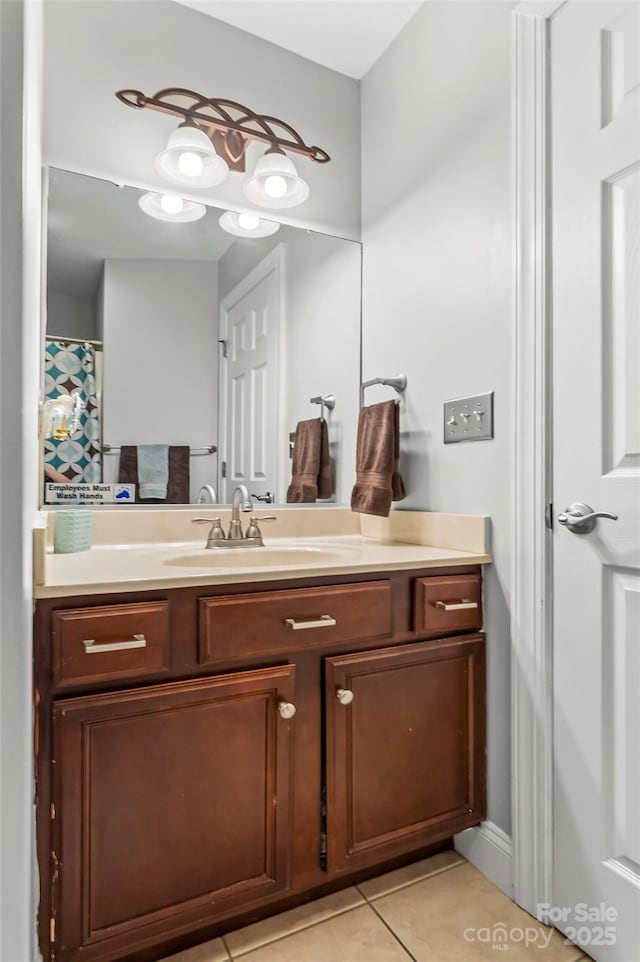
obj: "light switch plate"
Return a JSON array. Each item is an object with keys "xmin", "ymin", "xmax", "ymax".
[{"xmin": 444, "ymin": 392, "xmax": 494, "ymax": 443}]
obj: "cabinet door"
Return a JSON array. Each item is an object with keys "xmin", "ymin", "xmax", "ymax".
[
  {"xmin": 52, "ymin": 665, "xmax": 295, "ymax": 962},
  {"xmin": 325, "ymin": 636, "xmax": 485, "ymax": 874}
]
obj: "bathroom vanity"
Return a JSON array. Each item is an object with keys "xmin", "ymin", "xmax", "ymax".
[{"xmin": 33, "ymin": 512, "xmax": 489, "ymax": 962}]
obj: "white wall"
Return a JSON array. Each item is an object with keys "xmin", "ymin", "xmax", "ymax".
[
  {"xmin": 101, "ymin": 259, "xmax": 219, "ymax": 501},
  {"xmin": 361, "ymin": 1, "xmax": 515, "ymax": 837},
  {"xmin": 46, "ymin": 287, "xmax": 98, "ymax": 342},
  {"xmin": 218, "ymin": 231, "xmax": 361, "ymax": 503},
  {"xmin": 42, "ymin": 0, "xmax": 361, "ymax": 240},
  {"xmin": 0, "ymin": 1, "xmax": 43, "ymax": 959},
  {"xmin": 284, "ymin": 236, "xmax": 361, "ymax": 503}
]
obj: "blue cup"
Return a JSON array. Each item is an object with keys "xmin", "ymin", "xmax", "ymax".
[{"xmin": 54, "ymin": 510, "xmax": 93, "ymax": 554}]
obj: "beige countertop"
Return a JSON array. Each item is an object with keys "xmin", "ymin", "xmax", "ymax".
[{"xmin": 34, "ymin": 508, "xmax": 491, "ymax": 599}]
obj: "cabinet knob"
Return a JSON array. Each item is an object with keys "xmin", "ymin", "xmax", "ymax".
[
  {"xmin": 336, "ymin": 688, "xmax": 354, "ymax": 706},
  {"xmin": 278, "ymin": 701, "xmax": 297, "ymax": 720}
]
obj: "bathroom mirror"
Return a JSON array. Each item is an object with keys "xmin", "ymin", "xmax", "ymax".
[{"xmin": 42, "ymin": 167, "xmax": 361, "ymax": 507}]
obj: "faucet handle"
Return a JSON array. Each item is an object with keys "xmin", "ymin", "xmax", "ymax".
[
  {"xmin": 192, "ymin": 517, "xmax": 226, "ymax": 543},
  {"xmin": 245, "ymin": 515, "xmax": 276, "ymax": 542}
]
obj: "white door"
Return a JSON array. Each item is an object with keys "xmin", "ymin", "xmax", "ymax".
[
  {"xmin": 218, "ymin": 246, "xmax": 283, "ymax": 503},
  {"xmin": 552, "ymin": 3, "xmax": 640, "ymax": 960}
]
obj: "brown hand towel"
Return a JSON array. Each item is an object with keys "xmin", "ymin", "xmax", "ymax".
[
  {"xmin": 118, "ymin": 445, "xmax": 191, "ymax": 503},
  {"xmin": 351, "ymin": 400, "xmax": 406, "ymax": 517},
  {"xmin": 317, "ymin": 419, "xmax": 334, "ymax": 500},
  {"xmin": 287, "ymin": 418, "xmax": 334, "ymax": 503}
]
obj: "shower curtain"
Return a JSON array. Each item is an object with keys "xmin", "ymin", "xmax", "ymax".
[{"xmin": 44, "ymin": 339, "xmax": 102, "ymax": 482}]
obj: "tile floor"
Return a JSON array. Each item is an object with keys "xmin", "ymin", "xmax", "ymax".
[{"xmin": 162, "ymin": 852, "xmax": 594, "ymax": 962}]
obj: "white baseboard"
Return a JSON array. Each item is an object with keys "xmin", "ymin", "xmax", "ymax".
[{"xmin": 454, "ymin": 820, "xmax": 514, "ymax": 899}]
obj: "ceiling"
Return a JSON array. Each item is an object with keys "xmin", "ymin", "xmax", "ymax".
[
  {"xmin": 173, "ymin": 1, "xmax": 424, "ymax": 79},
  {"xmin": 47, "ymin": 168, "xmax": 236, "ymax": 299}
]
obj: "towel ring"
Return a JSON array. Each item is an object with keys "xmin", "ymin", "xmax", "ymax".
[
  {"xmin": 310, "ymin": 394, "xmax": 336, "ymax": 421},
  {"xmin": 360, "ymin": 375, "xmax": 407, "ymax": 407}
]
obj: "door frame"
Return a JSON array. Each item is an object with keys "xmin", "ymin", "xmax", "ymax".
[
  {"xmin": 511, "ymin": 0, "xmax": 567, "ymax": 921},
  {"xmin": 217, "ymin": 243, "xmax": 286, "ymax": 502}
]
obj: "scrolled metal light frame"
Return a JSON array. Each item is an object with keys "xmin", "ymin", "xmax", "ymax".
[{"xmin": 116, "ymin": 87, "xmax": 331, "ymax": 172}]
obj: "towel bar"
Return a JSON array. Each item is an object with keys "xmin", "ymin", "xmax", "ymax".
[
  {"xmin": 360, "ymin": 375, "xmax": 407, "ymax": 406},
  {"xmin": 101, "ymin": 444, "xmax": 217, "ymax": 456}
]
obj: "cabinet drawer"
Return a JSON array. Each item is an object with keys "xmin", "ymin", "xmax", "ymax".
[
  {"xmin": 52, "ymin": 602, "xmax": 170, "ymax": 690},
  {"xmin": 199, "ymin": 581, "xmax": 392, "ymax": 664},
  {"xmin": 414, "ymin": 574, "xmax": 482, "ymax": 635}
]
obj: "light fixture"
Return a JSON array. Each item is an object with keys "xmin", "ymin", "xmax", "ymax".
[
  {"xmin": 244, "ymin": 146, "xmax": 309, "ymax": 209},
  {"xmin": 155, "ymin": 123, "xmax": 229, "ymax": 188},
  {"xmin": 116, "ymin": 87, "xmax": 330, "ymax": 210},
  {"xmin": 139, "ymin": 191, "xmax": 206, "ymax": 222},
  {"xmin": 219, "ymin": 210, "xmax": 280, "ymax": 238}
]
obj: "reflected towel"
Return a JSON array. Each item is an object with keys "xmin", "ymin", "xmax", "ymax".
[
  {"xmin": 137, "ymin": 445, "xmax": 169, "ymax": 499},
  {"xmin": 287, "ymin": 418, "xmax": 334, "ymax": 503},
  {"xmin": 351, "ymin": 400, "xmax": 406, "ymax": 517},
  {"xmin": 118, "ymin": 446, "xmax": 190, "ymax": 503}
]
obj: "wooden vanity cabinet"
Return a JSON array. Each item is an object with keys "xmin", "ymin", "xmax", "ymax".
[
  {"xmin": 35, "ymin": 566, "xmax": 486, "ymax": 962},
  {"xmin": 325, "ymin": 634, "xmax": 485, "ymax": 875},
  {"xmin": 51, "ymin": 666, "xmax": 295, "ymax": 962}
]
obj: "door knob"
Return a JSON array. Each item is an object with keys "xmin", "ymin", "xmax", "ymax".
[
  {"xmin": 557, "ymin": 502, "xmax": 618, "ymax": 535},
  {"xmin": 336, "ymin": 688, "xmax": 354, "ymax": 706},
  {"xmin": 278, "ymin": 701, "xmax": 296, "ymax": 719}
]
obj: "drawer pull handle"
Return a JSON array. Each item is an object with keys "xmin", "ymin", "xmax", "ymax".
[
  {"xmin": 434, "ymin": 600, "xmax": 478, "ymax": 611},
  {"xmin": 336, "ymin": 688, "xmax": 354, "ymax": 706},
  {"xmin": 83, "ymin": 634, "xmax": 147, "ymax": 654},
  {"xmin": 278, "ymin": 701, "xmax": 297, "ymax": 720},
  {"xmin": 284, "ymin": 615, "xmax": 337, "ymax": 631}
]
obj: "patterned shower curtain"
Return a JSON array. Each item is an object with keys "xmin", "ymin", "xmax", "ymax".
[{"xmin": 44, "ymin": 340, "xmax": 102, "ymax": 482}]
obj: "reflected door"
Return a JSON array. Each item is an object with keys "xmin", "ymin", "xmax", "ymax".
[
  {"xmin": 218, "ymin": 247, "xmax": 283, "ymax": 503},
  {"xmin": 552, "ymin": 4, "xmax": 640, "ymax": 959}
]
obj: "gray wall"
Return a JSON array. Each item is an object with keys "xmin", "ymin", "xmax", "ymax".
[
  {"xmin": 46, "ymin": 287, "xmax": 98, "ymax": 342},
  {"xmin": 43, "ymin": 1, "xmax": 361, "ymax": 240},
  {"xmin": 100, "ymin": 259, "xmax": 219, "ymax": 501},
  {"xmin": 284, "ymin": 236, "xmax": 361, "ymax": 504},
  {"xmin": 361, "ymin": 1, "xmax": 515, "ymax": 836}
]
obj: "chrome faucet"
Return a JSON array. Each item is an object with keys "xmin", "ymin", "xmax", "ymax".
[
  {"xmin": 228, "ymin": 484, "xmax": 253, "ymax": 541},
  {"xmin": 192, "ymin": 485, "xmax": 276, "ymax": 548},
  {"xmin": 196, "ymin": 484, "xmax": 217, "ymax": 504}
]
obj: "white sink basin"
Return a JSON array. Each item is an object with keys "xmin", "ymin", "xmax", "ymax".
[{"xmin": 164, "ymin": 546, "xmax": 350, "ymax": 568}]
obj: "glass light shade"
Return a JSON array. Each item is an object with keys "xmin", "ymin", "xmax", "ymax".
[
  {"xmin": 177, "ymin": 151, "xmax": 204, "ymax": 177},
  {"xmin": 243, "ymin": 149, "xmax": 309, "ymax": 209},
  {"xmin": 155, "ymin": 125, "xmax": 229, "ymax": 188},
  {"xmin": 139, "ymin": 191, "xmax": 206, "ymax": 222},
  {"xmin": 219, "ymin": 210, "xmax": 281, "ymax": 238}
]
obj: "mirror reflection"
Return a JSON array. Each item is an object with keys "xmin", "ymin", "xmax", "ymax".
[{"xmin": 42, "ymin": 168, "xmax": 361, "ymax": 507}]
